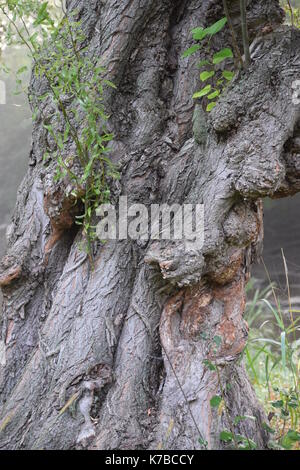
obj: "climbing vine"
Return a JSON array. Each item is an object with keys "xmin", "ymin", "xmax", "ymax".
[
  {"xmin": 0, "ymin": 0, "xmax": 118, "ymax": 263},
  {"xmin": 183, "ymin": 17, "xmax": 235, "ymax": 112},
  {"xmin": 184, "ymin": 0, "xmax": 253, "ymax": 111}
]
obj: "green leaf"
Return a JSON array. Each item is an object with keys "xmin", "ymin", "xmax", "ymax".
[
  {"xmin": 210, "ymin": 395, "xmax": 222, "ymax": 408},
  {"xmin": 191, "ymin": 27, "xmax": 208, "ymax": 41},
  {"xmin": 200, "ymin": 70, "xmax": 215, "ymax": 81},
  {"xmin": 213, "ymin": 48, "xmax": 233, "ymax": 64},
  {"xmin": 281, "ymin": 430, "xmax": 300, "ymax": 450},
  {"xmin": 203, "ymin": 359, "xmax": 216, "ymax": 371},
  {"xmin": 205, "ymin": 17, "xmax": 227, "ymax": 36},
  {"xmin": 206, "ymin": 102, "xmax": 217, "ymax": 112},
  {"xmin": 182, "ymin": 44, "xmax": 201, "ymax": 58},
  {"xmin": 16, "ymin": 66, "xmax": 28, "ymax": 75},
  {"xmin": 261, "ymin": 299, "xmax": 284, "ymax": 330},
  {"xmin": 281, "ymin": 409, "xmax": 289, "ymax": 418},
  {"xmin": 271, "ymin": 400, "xmax": 284, "ymax": 409},
  {"xmin": 238, "ymin": 438, "xmax": 257, "ymax": 450},
  {"xmin": 220, "ymin": 430, "xmax": 233, "ymax": 443},
  {"xmin": 103, "ymin": 79, "xmax": 117, "ymax": 89},
  {"xmin": 281, "ymin": 331, "xmax": 286, "ymax": 369},
  {"xmin": 198, "ymin": 437, "xmax": 208, "ymax": 448},
  {"xmin": 34, "ymin": 2, "xmax": 49, "ymax": 26},
  {"xmin": 30, "ymin": 31, "xmax": 39, "ymax": 44},
  {"xmin": 193, "ymin": 85, "xmax": 211, "ymax": 99},
  {"xmin": 207, "ymin": 90, "xmax": 220, "ymax": 100},
  {"xmin": 222, "ymin": 70, "xmax": 234, "ymax": 81}
]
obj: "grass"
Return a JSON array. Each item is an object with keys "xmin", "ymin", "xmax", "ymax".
[{"xmin": 244, "ymin": 257, "xmax": 300, "ymax": 450}]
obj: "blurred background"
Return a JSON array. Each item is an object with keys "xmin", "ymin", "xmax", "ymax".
[{"xmin": 0, "ymin": 47, "xmax": 32, "ymax": 260}]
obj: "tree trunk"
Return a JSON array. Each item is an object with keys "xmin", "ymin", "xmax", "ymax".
[{"xmin": 0, "ymin": 0, "xmax": 299, "ymax": 450}]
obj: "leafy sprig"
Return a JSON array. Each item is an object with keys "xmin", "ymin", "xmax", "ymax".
[
  {"xmin": 0, "ymin": 0, "xmax": 119, "ymax": 264},
  {"xmin": 183, "ymin": 17, "xmax": 235, "ymax": 112}
]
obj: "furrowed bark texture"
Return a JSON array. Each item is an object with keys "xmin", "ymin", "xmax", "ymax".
[{"xmin": 0, "ymin": 0, "xmax": 299, "ymax": 450}]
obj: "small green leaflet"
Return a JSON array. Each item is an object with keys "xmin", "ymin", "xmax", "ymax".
[
  {"xmin": 206, "ymin": 102, "xmax": 217, "ymax": 112},
  {"xmin": 222, "ymin": 70, "xmax": 234, "ymax": 81},
  {"xmin": 203, "ymin": 359, "xmax": 217, "ymax": 371},
  {"xmin": 205, "ymin": 17, "xmax": 227, "ymax": 36},
  {"xmin": 192, "ymin": 17, "xmax": 227, "ymax": 41},
  {"xmin": 193, "ymin": 85, "xmax": 211, "ymax": 99},
  {"xmin": 200, "ymin": 70, "xmax": 215, "ymax": 81},
  {"xmin": 182, "ymin": 44, "xmax": 201, "ymax": 58},
  {"xmin": 207, "ymin": 90, "xmax": 220, "ymax": 100},
  {"xmin": 210, "ymin": 395, "xmax": 222, "ymax": 408},
  {"xmin": 237, "ymin": 436, "xmax": 257, "ymax": 450},
  {"xmin": 16, "ymin": 66, "xmax": 28, "ymax": 75},
  {"xmin": 213, "ymin": 48, "xmax": 233, "ymax": 64},
  {"xmin": 280, "ymin": 430, "xmax": 300, "ymax": 450},
  {"xmin": 271, "ymin": 400, "xmax": 284, "ymax": 408},
  {"xmin": 281, "ymin": 331, "xmax": 286, "ymax": 368},
  {"xmin": 198, "ymin": 437, "xmax": 208, "ymax": 448},
  {"xmin": 219, "ymin": 430, "xmax": 233, "ymax": 443},
  {"xmin": 34, "ymin": 2, "xmax": 49, "ymax": 26},
  {"xmin": 191, "ymin": 27, "xmax": 207, "ymax": 41},
  {"xmin": 103, "ymin": 79, "xmax": 117, "ymax": 89}
]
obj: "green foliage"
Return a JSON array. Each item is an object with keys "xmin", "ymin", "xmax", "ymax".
[
  {"xmin": 213, "ymin": 47, "xmax": 233, "ymax": 64},
  {"xmin": 198, "ymin": 437, "xmax": 208, "ymax": 449},
  {"xmin": 245, "ymin": 274, "xmax": 300, "ymax": 450},
  {"xmin": 210, "ymin": 395, "xmax": 222, "ymax": 408},
  {"xmin": 0, "ymin": 0, "xmax": 118, "ymax": 263},
  {"xmin": 219, "ymin": 430, "xmax": 257, "ymax": 450},
  {"xmin": 201, "ymin": 332, "xmax": 257, "ymax": 449},
  {"xmin": 280, "ymin": 429, "xmax": 300, "ymax": 450},
  {"xmin": 183, "ymin": 16, "xmax": 235, "ymax": 112},
  {"xmin": 281, "ymin": 0, "xmax": 300, "ymax": 28},
  {"xmin": 219, "ymin": 429, "xmax": 233, "ymax": 442}
]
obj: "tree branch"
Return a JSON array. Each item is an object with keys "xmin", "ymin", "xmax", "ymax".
[
  {"xmin": 240, "ymin": 0, "xmax": 251, "ymax": 68},
  {"xmin": 222, "ymin": 0, "xmax": 243, "ymax": 68}
]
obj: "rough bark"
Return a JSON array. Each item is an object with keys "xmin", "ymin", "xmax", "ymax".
[{"xmin": 0, "ymin": 0, "xmax": 299, "ymax": 450}]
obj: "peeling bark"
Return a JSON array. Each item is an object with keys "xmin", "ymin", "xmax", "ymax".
[{"xmin": 0, "ymin": 0, "xmax": 299, "ymax": 450}]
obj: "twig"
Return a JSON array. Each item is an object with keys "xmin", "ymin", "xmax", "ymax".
[
  {"xmin": 240, "ymin": 0, "xmax": 251, "ymax": 68},
  {"xmin": 222, "ymin": 0, "xmax": 243, "ymax": 68},
  {"xmin": 286, "ymin": 0, "xmax": 295, "ymax": 27}
]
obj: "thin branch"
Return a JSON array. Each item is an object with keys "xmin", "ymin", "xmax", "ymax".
[
  {"xmin": 240, "ymin": 0, "xmax": 251, "ymax": 68},
  {"xmin": 0, "ymin": 6, "xmax": 33, "ymax": 54},
  {"xmin": 222, "ymin": 0, "xmax": 243, "ymax": 68},
  {"xmin": 286, "ymin": 0, "xmax": 295, "ymax": 27}
]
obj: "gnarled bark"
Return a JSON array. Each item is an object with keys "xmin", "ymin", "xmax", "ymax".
[{"xmin": 0, "ymin": 0, "xmax": 299, "ymax": 450}]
